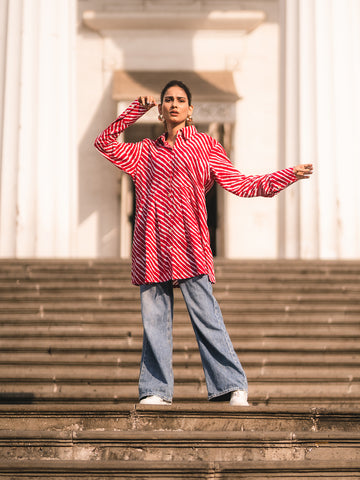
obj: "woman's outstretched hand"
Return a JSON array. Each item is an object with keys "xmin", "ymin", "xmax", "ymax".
[
  {"xmin": 293, "ymin": 164, "xmax": 313, "ymax": 179},
  {"xmin": 138, "ymin": 95, "xmax": 157, "ymax": 110}
]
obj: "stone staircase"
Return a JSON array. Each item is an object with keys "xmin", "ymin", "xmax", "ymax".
[{"xmin": 0, "ymin": 258, "xmax": 359, "ymax": 478}]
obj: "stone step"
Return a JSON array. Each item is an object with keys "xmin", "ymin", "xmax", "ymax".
[
  {"xmin": 0, "ymin": 256, "xmax": 357, "ymax": 264},
  {"xmin": 1, "ymin": 289, "xmax": 359, "ymax": 307},
  {"xmin": 2, "ymin": 310, "xmax": 359, "ymax": 325},
  {"xmin": 1, "ymin": 350, "xmax": 358, "ymax": 367},
  {"xmin": 7, "ymin": 360, "xmax": 347, "ymax": 379},
  {"xmin": 0, "ymin": 318, "xmax": 360, "ymax": 332},
  {"xmin": 1, "ymin": 302, "xmax": 359, "ymax": 318},
  {"xmin": 2, "ymin": 337, "xmax": 359, "ymax": 351},
  {"xmin": 2, "ymin": 276, "xmax": 360, "ymax": 294},
  {"xmin": 1, "ymin": 323, "xmax": 358, "ymax": 338},
  {"xmin": 1, "ymin": 365, "xmax": 358, "ymax": 382},
  {"xmin": 0, "ymin": 404, "xmax": 359, "ymax": 433},
  {"xmin": 0, "ymin": 260, "xmax": 359, "ymax": 281},
  {"xmin": 1, "ymin": 277, "xmax": 360, "ymax": 291},
  {"xmin": 2, "ymin": 280, "xmax": 360, "ymax": 293},
  {"xmin": 2, "ymin": 290, "xmax": 360, "ymax": 305},
  {"xmin": 1, "ymin": 459, "xmax": 360, "ymax": 479},
  {"xmin": 1, "ymin": 258, "xmax": 359, "ymax": 270},
  {"xmin": 1, "ymin": 429, "xmax": 359, "ymax": 462},
  {"xmin": 1, "ymin": 380, "xmax": 359, "ymax": 406}
]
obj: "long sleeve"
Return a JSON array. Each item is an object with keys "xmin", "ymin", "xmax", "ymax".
[
  {"xmin": 209, "ymin": 142, "xmax": 298, "ymax": 197},
  {"xmin": 94, "ymin": 99, "xmax": 147, "ymax": 177}
]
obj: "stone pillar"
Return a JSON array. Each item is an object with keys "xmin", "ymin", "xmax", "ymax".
[
  {"xmin": 0, "ymin": 0, "xmax": 77, "ymax": 257},
  {"xmin": 0, "ymin": 0, "xmax": 22, "ymax": 256},
  {"xmin": 279, "ymin": 0, "xmax": 360, "ymax": 259}
]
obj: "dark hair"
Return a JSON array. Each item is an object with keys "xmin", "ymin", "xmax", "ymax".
[{"xmin": 160, "ymin": 80, "xmax": 192, "ymax": 105}]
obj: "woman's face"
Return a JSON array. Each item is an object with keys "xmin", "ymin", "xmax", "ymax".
[{"xmin": 159, "ymin": 85, "xmax": 193, "ymax": 128}]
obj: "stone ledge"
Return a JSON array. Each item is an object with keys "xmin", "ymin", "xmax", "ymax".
[
  {"xmin": 82, "ymin": 10, "xmax": 265, "ymax": 33},
  {"xmin": 0, "ymin": 459, "xmax": 360, "ymax": 477},
  {"xmin": 1, "ymin": 428, "xmax": 360, "ymax": 445}
]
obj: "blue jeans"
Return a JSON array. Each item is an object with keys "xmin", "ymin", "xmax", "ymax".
[{"xmin": 139, "ymin": 274, "xmax": 248, "ymax": 402}]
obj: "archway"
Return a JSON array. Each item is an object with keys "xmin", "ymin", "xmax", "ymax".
[{"xmin": 114, "ymin": 70, "xmax": 239, "ymax": 258}]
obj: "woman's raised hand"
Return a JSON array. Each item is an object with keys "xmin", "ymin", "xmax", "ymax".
[
  {"xmin": 138, "ymin": 95, "xmax": 157, "ymax": 110},
  {"xmin": 293, "ymin": 164, "xmax": 313, "ymax": 179}
]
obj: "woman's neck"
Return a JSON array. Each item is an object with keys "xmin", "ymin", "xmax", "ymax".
[{"xmin": 166, "ymin": 123, "xmax": 186, "ymax": 147}]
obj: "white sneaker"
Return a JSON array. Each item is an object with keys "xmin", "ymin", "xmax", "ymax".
[
  {"xmin": 229, "ymin": 390, "xmax": 249, "ymax": 406},
  {"xmin": 139, "ymin": 395, "xmax": 172, "ymax": 405}
]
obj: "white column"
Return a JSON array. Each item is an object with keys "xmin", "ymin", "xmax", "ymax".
[
  {"xmin": 0, "ymin": 0, "xmax": 23, "ymax": 256},
  {"xmin": 278, "ymin": 0, "xmax": 301, "ymax": 258},
  {"xmin": 330, "ymin": 0, "xmax": 360, "ymax": 258},
  {"xmin": 315, "ymin": 0, "xmax": 338, "ymax": 257},
  {"xmin": 279, "ymin": 0, "xmax": 360, "ymax": 259},
  {"xmin": 34, "ymin": 0, "xmax": 77, "ymax": 257},
  {"xmin": 350, "ymin": 0, "xmax": 360, "ymax": 258},
  {"xmin": 16, "ymin": 0, "xmax": 39, "ymax": 255},
  {"xmin": 0, "ymin": 0, "xmax": 77, "ymax": 258},
  {"xmin": 0, "ymin": 0, "xmax": 9, "ymax": 185},
  {"xmin": 298, "ymin": 0, "xmax": 319, "ymax": 258}
]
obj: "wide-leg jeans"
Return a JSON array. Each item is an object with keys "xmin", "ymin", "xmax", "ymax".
[{"xmin": 138, "ymin": 274, "xmax": 248, "ymax": 402}]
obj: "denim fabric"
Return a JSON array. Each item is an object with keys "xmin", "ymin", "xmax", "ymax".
[
  {"xmin": 139, "ymin": 275, "xmax": 248, "ymax": 402},
  {"xmin": 139, "ymin": 280, "xmax": 174, "ymax": 403}
]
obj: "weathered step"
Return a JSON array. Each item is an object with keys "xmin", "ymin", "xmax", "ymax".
[
  {"xmin": 1, "ymin": 429, "xmax": 360, "ymax": 462},
  {"xmin": 1, "ymin": 260, "xmax": 360, "ymax": 285},
  {"xmin": 2, "ymin": 270, "xmax": 360, "ymax": 284},
  {"xmin": 0, "ymin": 404, "xmax": 359, "ymax": 433},
  {"xmin": 1, "ymin": 379, "xmax": 359, "ymax": 406},
  {"xmin": 8, "ymin": 258, "xmax": 351, "ymax": 269},
  {"xmin": 2, "ymin": 279, "xmax": 360, "ymax": 294},
  {"xmin": 0, "ymin": 257, "xmax": 360, "ymax": 271},
  {"xmin": 1, "ymin": 301, "xmax": 359, "ymax": 318},
  {"xmin": 1, "ymin": 459, "xmax": 360, "ymax": 479},
  {"xmin": 2, "ymin": 324, "xmax": 359, "ymax": 340},
  {"xmin": 2, "ymin": 337, "xmax": 359, "ymax": 352},
  {"xmin": 1, "ymin": 363, "xmax": 359, "ymax": 381},
  {"xmin": 1, "ymin": 308, "xmax": 359, "ymax": 324},
  {"xmin": 2, "ymin": 311, "xmax": 359, "ymax": 325},
  {"xmin": 1, "ymin": 323, "xmax": 359, "ymax": 337},
  {"xmin": 2, "ymin": 279, "xmax": 360, "ymax": 303},
  {"xmin": 1, "ymin": 289, "xmax": 359, "ymax": 304},
  {"xmin": 1, "ymin": 350, "xmax": 358, "ymax": 369}
]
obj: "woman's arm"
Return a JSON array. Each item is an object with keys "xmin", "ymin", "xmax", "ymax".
[
  {"xmin": 209, "ymin": 142, "xmax": 312, "ymax": 198},
  {"xmin": 94, "ymin": 99, "xmax": 152, "ymax": 177}
]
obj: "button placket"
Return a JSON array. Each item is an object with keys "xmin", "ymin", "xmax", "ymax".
[{"xmin": 167, "ymin": 152, "xmax": 175, "ymax": 254}]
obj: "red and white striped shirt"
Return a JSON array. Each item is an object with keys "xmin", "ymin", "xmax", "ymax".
[{"xmin": 95, "ymin": 99, "xmax": 298, "ymax": 285}]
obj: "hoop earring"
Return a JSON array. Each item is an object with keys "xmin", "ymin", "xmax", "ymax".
[{"xmin": 186, "ymin": 115, "xmax": 193, "ymax": 125}]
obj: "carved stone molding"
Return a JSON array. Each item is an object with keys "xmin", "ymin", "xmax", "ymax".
[{"xmin": 83, "ymin": 9, "xmax": 265, "ymax": 32}]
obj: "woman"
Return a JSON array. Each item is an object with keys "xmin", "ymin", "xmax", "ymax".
[{"xmin": 94, "ymin": 80, "xmax": 313, "ymax": 406}]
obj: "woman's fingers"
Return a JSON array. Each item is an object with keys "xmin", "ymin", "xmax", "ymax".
[
  {"xmin": 138, "ymin": 95, "xmax": 157, "ymax": 110},
  {"xmin": 293, "ymin": 164, "xmax": 314, "ymax": 179}
]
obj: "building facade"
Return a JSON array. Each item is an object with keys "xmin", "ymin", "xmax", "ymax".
[{"xmin": 1, "ymin": 0, "xmax": 359, "ymax": 260}]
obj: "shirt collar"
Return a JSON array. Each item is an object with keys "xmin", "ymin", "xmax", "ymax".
[
  {"xmin": 156, "ymin": 125, "xmax": 197, "ymax": 145},
  {"xmin": 181, "ymin": 125, "xmax": 197, "ymax": 140}
]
